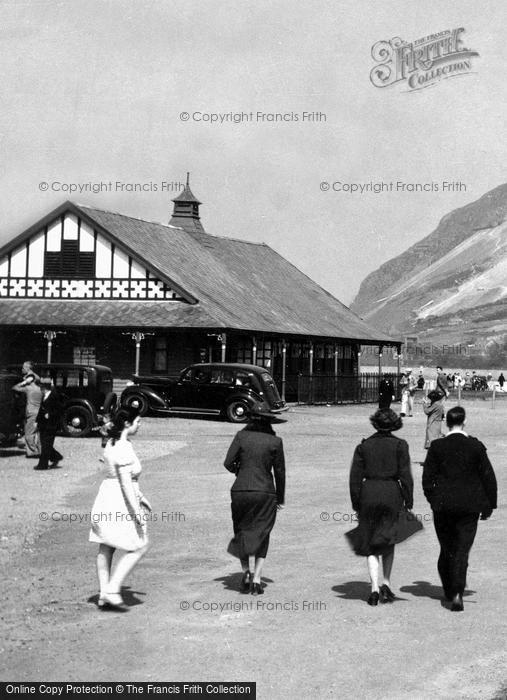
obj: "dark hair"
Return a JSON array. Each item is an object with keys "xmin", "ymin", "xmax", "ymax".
[
  {"xmin": 427, "ymin": 390, "xmax": 444, "ymax": 403},
  {"xmin": 370, "ymin": 408, "xmax": 402, "ymax": 432},
  {"xmin": 107, "ymin": 407, "xmax": 139, "ymax": 442},
  {"xmin": 436, "ymin": 366, "xmax": 443, "ymax": 371},
  {"xmin": 446, "ymin": 406, "xmax": 465, "ymax": 428}
]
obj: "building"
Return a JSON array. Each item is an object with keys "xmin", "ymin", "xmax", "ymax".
[{"xmin": 0, "ymin": 177, "xmax": 400, "ymax": 400}]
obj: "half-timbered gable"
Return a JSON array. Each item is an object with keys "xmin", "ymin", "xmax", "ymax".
[{"xmin": 0, "ymin": 207, "xmax": 189, "ymax": 302}]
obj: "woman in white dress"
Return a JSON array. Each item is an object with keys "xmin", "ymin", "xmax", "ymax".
[{"xmin": 89, "ymin": 408, "xmax": 151, "ymax": 610}]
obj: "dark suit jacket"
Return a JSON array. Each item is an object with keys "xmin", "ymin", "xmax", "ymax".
[
  {"xmin": 379, "ymin": 379, "xmax": 394, "ymax": 396},
  {"xmin": 36, "ymin": 391, "xmax": 63, "ymax": 433},
  {"xmin": 224, "ymin": 423, "xmax": 285, "ymax": 504},
  {"xmin": 422, "ymin": 433, "xmax": 497, "ymax": 512},
  {"xmin": 436, "ymin": 371, "xmax": 448, "ymax": 395}
]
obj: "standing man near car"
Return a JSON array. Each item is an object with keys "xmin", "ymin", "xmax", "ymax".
[
  {"xmin": 13, "ymin": 361, "xmax": 41, "ymax": 459},
  {"xmin": 34, "ymin": 378, "xmax": 63, "ymax": 470},
  {"xmin": 422, "ymin": 406, "xmax": 497, "ymax": 611}
]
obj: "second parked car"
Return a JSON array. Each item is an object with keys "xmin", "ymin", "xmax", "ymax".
[
  {"xmin": 120, "ymin": 362, "xmax": 287, "ymax": 422},
  {"xmin": 7, "ymin": 363, "xmax": 117, "ymax": 437}
]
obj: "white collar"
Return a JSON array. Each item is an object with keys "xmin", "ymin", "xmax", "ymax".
[{"xmin": 445, "ymin": 429, "xmax": 468, "ymax": 437}]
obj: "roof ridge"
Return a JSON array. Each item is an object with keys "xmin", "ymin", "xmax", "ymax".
[
  {"xmin": 80, "ymin": 205, "xmax": 270, "ymax": 247},
  {"xmin": 77, "ymin": 204, "xmax": 181, "ymax": 230}
]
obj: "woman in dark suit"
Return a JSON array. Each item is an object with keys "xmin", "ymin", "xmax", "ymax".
[
  {"xmin": 348, "ymin": 408, "xmax": 416, "ymax": 605},
  {"xmin": 224, "ymin": 406, "xmax": 286, "ymax": 595}
]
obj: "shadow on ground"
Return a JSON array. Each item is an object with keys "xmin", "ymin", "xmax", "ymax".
[
  {"xmin": 214, "ymin": 572, "xmax": 274, "ymax": 593},
  {"xmin": 333, "ymin": 581, "xmax": 410, "ymax": 601},
  {"xmin": 400, "ymin": 580, "xmax": 476, "ymax": 609}
]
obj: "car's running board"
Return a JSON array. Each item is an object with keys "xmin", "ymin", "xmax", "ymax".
[{"xmin": 152, "ymin": 408, "xmax": 222, "ymax": 415}]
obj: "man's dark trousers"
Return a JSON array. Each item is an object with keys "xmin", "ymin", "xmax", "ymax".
[
  {"xmin": 433, "ymin": 510, "xmax": 479, "ymax": 597},
  {"xmin": 37, "ymin": 430, "xmax": 63, "ymax": 469}
]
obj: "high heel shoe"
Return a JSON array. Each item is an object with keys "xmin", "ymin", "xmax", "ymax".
[
  {"xmin": 250, "ymin": 581, "xmax": 264, "ymax": 595},
  {"xmin": 240, "ymin": 571, "xmax": 252, "ymax": 593},
  {"xmin": 367, "ymin": 591, "xmax": 379, "ymax": 606},
  {"xmin": 99, "ymin": 592, "xmax": 129, "ymax": 611},
  {"xmin": 450, "ymin": 593, "xmax": 463, "ymax": 612},
  {"xmin": 380, "ymin": 584, "xmax": 395, "ymax": 603}
]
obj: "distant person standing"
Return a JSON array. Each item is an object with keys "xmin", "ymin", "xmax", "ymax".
[
  {"xmin": 378, "ymin": 374, "xmax": 395, "ymax": 409},
  {"xmin": 34, "ymin": 378, "xmax": 63, "ymax": 470},
  {"xmin": 498, "ymin": 373, "xmax": 505, "ymax": 390},
  {"xmin": 422, "ymin": 406, "xmax": 497, "ymax": 611},
  {"xmin": 400, "ymin": 369, "xmax": 417, "ymax": 417},
  {"xmin": 436, "ymin": 366, "xmax": 449, "ymax": 398},
  {"xmin": 12, "ymin": 361, "xmax": 41, "ymax": 458},
  {"xmin": 422, "ymin": 390, "xmax": 445, "ymax": 449}
]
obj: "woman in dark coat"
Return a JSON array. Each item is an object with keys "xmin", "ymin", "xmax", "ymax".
[
  {"xmin": 224, "ymin": 406, "xmax": 286, "ymax": 595},
  {"xmin": 347, "ymin": 409, "xmax": 416, "ymax": 605}
]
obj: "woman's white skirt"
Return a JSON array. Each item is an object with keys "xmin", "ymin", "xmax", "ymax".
[{"xmin": 89, "ymin": 479, "xmax": 148, "ymax": 551}]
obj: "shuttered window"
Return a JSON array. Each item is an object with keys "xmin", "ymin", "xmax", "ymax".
[{"xmin": 44, "ymin": 241, "xmax": 95, "ymax": 279}]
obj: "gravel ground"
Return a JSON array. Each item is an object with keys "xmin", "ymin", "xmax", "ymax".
[{"xmin": 0, "ymin": 400, "xmax": 506, "ymax": 699}]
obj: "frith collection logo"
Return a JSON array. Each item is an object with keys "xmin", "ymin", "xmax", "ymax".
[{"xmin": 370, "ymin": 28, "xmax": 479, "ymax": 90}]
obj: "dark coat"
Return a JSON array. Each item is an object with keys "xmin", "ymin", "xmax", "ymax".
[
  {"xmin": 436, "ymin": 371, "xmax": 448, "ymax": 396},
  {"xmin": 224, "ymin": 422, "xmax": 285, "ymax": 504},
  {"xmin": 378, "ymin": 379, "xmax": 394, "ymax": 408},
  {"xmin": 422, "ymin": 433, "xmax": 497, "ymax": 513},
  {"xmin": 36, "ymin": 391, "xmax": 63, "ymax": 434},
  {"xmin": 349, "ymin": 432, "xmax": 413, "ymax": 513}
]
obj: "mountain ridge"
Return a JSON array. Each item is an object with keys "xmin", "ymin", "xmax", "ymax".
[{"xmin": 351, "ymin": 184, "xmax": 507, "ymax": 365}]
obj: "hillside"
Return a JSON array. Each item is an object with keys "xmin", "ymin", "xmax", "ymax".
[{"xmin": 351, "ymin": 185, "xmax": 507, "ymax": 366}]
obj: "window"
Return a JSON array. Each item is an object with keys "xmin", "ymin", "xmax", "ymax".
[
  {"xmin": 210, "ymin": 368, "xmax": 234, "ymax": 385},
  {"xmin": 73, "ymin": 347, "xmax": 95, "ymax": 365},
  {"xmin": 44, "ymin": 241, "xmax": 95, "ymax": 279},
  {"xmin": 154, "ymin": 338, "xmax": 168, "ymax": 371},
  {"xmin": 193, "ymin": 367, "xmax": 211, "ymax": 384}
]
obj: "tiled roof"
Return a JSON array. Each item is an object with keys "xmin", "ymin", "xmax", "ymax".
[
  {"xmin": 0, "ymin": 299, "xmax": 220, "ymax": 327},
  {"xmin": 0, "ymin": 202, "xmax": 398, "ymax": 343}
]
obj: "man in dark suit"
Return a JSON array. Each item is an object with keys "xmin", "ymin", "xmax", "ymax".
[
  {"xmin": 422, "ymin": 406, "xmax": 497, "ymax": 611},
  {"xmin": 378, "ymin": 373, "xmax": 395, "ymax": 409},
  {"xmin": 34, "ymin": 378, "xmax": 63, "ymax": 470},
  {"xmin": 436, "ymin": 366, "xmax": 449, "ymax": 398}
]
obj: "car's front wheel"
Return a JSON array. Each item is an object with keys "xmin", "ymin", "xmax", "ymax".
[
  {"xmin": 226, "ymin": 399, "xmax": 251, "ymax": 423},
  {"xmin": 62, "ymin": 405, "xmax": 93, "ymax": 437},
  {"xmin": 122, "ymin": 393, "xmax": 149, "ymax": 416}
]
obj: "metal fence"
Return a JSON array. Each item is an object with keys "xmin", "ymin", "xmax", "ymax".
[
  {"xmin": 296, "ymin": 373, "xmax": 507, "ymax": 407},
  {"xmin": 297, "ymin": 372, "xmax": 400, "ymax": 405}
]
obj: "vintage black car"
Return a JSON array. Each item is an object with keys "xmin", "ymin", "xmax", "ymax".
[
  {"xmin": 120, "ymin": 362, "xmax": 287, "ymax": 422},
  {"xmin": 0, "ymin": 372, "xmax": 25, "ymax": 445},
  {"xmin": 7, "ymin": 363, "xmax": 116, "ymax": 437}
]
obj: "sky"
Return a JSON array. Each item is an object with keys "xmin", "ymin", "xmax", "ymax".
[{"xmin": 1, "ymin": 0, "xmax": 506, "ymax": 305}]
